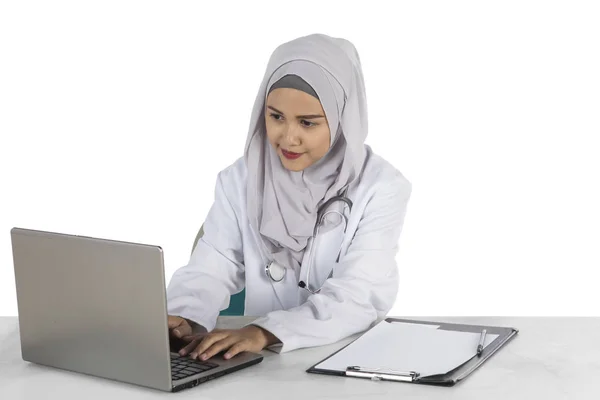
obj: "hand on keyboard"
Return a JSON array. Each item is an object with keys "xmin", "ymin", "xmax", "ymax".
[{"xmin": 177, "ymin": 325, "xmax": 279, "ymax": 361}]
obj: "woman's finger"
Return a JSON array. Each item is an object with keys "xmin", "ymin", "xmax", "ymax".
[
  {"xmin": 181, "ymin": 332, "xmax": 206, "ymax": 343},
  {"xmin": 167, "ymin": 315, "xmax": 183, "ymax": 329},
  {"xmin": 224, "ymin": 340, "xmax": 250, "ymax": 360},
  {"xmin": 168, "ymin": 316, "xmax": 192, "ymax": 338},
  {"xmin": 199, "ymin": 336, "xmax": 240, "ymax": 361},
  {"xmin": 190, "ymin": 332, "xmax": 229, "ymax": 359},
  {"xmin": 179, "ymin": 336, "xmax": 203, "ymax": 356}
]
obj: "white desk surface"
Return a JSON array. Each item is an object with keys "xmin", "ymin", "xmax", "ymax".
[{"xmin": 1, "ymin": 316, "xmax": 599, "ymax": 399}]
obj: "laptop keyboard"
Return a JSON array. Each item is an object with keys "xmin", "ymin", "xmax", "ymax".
[{"xmin": 170, "ymin": 353, "xmax": 219, "ymax": 380}]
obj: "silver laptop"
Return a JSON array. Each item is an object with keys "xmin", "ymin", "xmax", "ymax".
[{"xmin": 10, "ymin": 227, "xmax": 263, "ymax": 392}]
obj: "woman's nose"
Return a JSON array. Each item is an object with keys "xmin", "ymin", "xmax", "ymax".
[{"xmin": 283, "ymin": 124, "xmax": 301, "ymax": 146}]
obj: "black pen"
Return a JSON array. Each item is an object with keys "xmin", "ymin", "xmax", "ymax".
[{"xmin": 477, "ymin": 329, "xmax": 487, "ymax": 356}]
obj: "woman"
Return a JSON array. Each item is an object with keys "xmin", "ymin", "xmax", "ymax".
[{"xmin": 166, "ymin": 33, "xmax": 412, "ymax": 361}]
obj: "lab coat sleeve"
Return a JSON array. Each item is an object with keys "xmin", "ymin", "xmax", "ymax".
[
  {"xmin": 251, "ymin": 177, "xmax": 412, "ymax": 353},
  {"xmin": 166, "ymin": 170, "xmax": 245, "ymax": 332}
]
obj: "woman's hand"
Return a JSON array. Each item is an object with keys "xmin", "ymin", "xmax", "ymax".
[
  {"xmin": 179, "ymin": 325, "xmax": 280, "ymax": 361},
  {"xmin": 168, "ymin": 315, "xmax": 194, "ymax": 338},
  {"xmin": 168, "ymin": 315, "xmax": 207, "ymax": 337}
]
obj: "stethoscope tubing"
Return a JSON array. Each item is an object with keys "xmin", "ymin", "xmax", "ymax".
[{"xmin": 265, "ymin": 192, "xmax": 353, "ymax": 293}]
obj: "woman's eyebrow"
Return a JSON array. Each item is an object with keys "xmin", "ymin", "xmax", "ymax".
[{"xmin": 267, "ymin": 105, "xmax": 325, "ymax": 120}]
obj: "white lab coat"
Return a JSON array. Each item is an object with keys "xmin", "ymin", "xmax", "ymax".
[{"xmin": 166, "ymin": 146, "xmax": 412, "ymax": 353}]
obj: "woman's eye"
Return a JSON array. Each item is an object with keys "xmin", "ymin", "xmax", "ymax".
[
  {"xmin": 270, "ymin": 113, "xmax": 283, "ymax": 121},
  {"xmin": 301, "ymin": 120, "xmax": 315, "ymax": 127}
]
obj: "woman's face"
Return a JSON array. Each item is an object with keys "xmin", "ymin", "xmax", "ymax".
[{"xmin": 265, "ymin": 88, "xmax": 331, "ymax": 172}]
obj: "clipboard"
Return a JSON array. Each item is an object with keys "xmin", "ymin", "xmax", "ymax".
[{"xmin": 306, "ymin": 318, "xmax": 519, "ymax": 386}]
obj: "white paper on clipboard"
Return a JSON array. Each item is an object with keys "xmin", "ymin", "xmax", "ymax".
[{"xmin": 315, "ymin": 320, "xmax": 498, "ymax": 378}]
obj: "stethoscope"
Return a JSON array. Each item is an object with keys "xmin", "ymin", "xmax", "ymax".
[{"xmin": 264, "ymin": 189, "xmax": 353, "ymax": 294}]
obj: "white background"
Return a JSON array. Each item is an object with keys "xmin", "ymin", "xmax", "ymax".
[{"xmin": 1, "ymin": 1, "xmax": 599, "ymax": 317}]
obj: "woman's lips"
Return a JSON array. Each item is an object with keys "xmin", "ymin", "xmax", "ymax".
[{"xmin": 281, "ymin": 149, "xmax": 303, "ymax": 160}]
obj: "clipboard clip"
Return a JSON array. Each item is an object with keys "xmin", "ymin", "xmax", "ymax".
[{"xmin": 346, "ymin": 366, "xmax": 420, "ymax": 382}]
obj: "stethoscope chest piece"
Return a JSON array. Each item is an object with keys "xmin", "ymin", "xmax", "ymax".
[{"xmin": 265, "ymin": 260, "xmax": 286, "ymax": 282}]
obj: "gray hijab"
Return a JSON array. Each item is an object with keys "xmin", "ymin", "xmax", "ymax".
[{"xmin": 244, "ymin": 34, "xmax": 369, "ymax": 272}]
